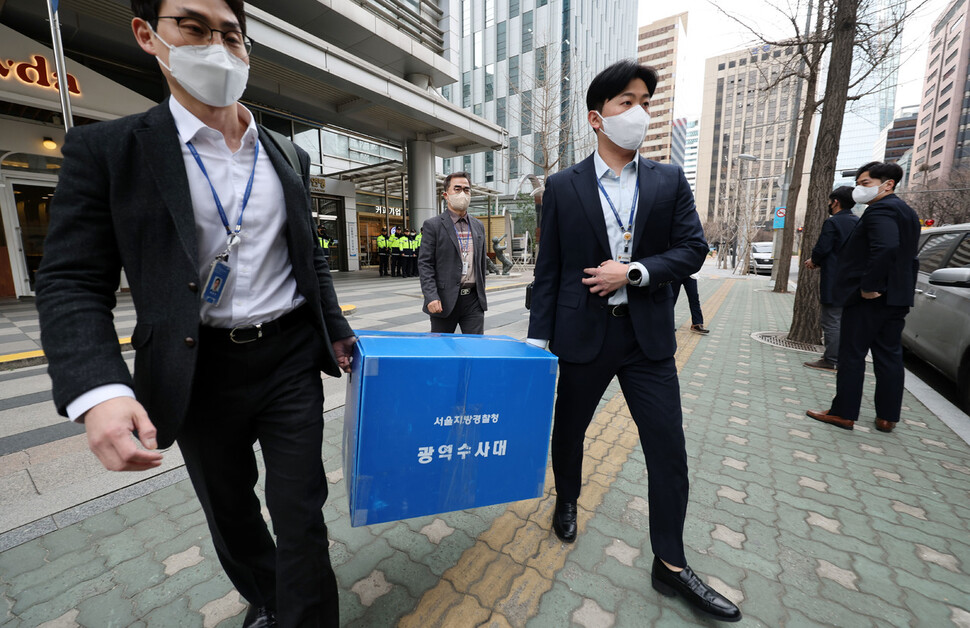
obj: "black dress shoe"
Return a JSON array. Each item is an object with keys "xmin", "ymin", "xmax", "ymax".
[
  {"xmin": 651, "ymin": 557, "xmax": 741, "ymax": 622},
  {"xmin": 552, "ymin": 498, "xmax": 577, "ymax": 543},
  {"xmin": 243, "ymin": 606, "xmax": 277, "ymax": 628}
]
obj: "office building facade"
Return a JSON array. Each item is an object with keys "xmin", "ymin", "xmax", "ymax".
[
  {"xmin": 636, "ymin": 12, "xmax": 688, "ymax": 163},
  {"xmin": 438, "ymin": 0, "xmax": 637, "ymax": 195},
  {"xmin": 695, "ymin": 44, "xmax": 813, "ymax": 227},
  {"xmin": 681, "ymin": 118, "xmax": 700, "ymax": 193},
  {"xmin": 911, "ymin": 0, "xmax": 970, "ymax": 186}
]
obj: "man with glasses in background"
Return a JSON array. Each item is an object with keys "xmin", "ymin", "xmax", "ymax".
[
  {"xmin": 418, "ymin": 172, "xmax": 489, "ymax": 333},
  {"xmin": 35, "ymin": 1, "xmax": 354, "ymax": 626}
]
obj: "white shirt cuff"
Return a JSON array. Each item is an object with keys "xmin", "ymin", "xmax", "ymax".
[
  {"xmin": 628, "ymin": 262, "xmax": 649, "ymax": 287},
  {"xmin": 66, "ymin": 384, "xmax": 136, "ymax": 422},
  {"xmin": 525, "ymin": 338, "xmax": 549, "ymax": 349}
]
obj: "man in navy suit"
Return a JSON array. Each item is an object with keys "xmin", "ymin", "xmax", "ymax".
[
  {"xmin": 807, "ymin": 162, "xmax": 920, "ymax": 433},
  {"xmin": 527, "ymin": 60, "xmax": 741, "ymax": 622},
  {"xmin": 803, "ymin": 186, "xmax": 859, "ymax": 371}
]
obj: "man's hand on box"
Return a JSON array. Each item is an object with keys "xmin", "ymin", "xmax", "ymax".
[{"xmin": 333, "ymin": 336, "xmax": 358, "ymax": 373}]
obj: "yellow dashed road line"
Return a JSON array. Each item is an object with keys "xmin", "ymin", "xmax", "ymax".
[{"xmin": 400, "ymin": 278, "xmax": 737, "ymax": 627}]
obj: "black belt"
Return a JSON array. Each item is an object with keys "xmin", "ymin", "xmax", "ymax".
[
  {"xmin": 608, "ymin": 304, "xmax": 629, "ymax": 317},
  {"xmin": 200, "ymin": 304, "xmax": 310, "ymax": 345}
]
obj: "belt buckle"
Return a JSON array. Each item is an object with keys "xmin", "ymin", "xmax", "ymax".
[
  {"xmin": 460, "ymin": 288, "xmax": 471, "ymax": 296},
  {"xmin": 229, "ymin": 323, "xmax": 262, "ymax": 344},
  {"xmin": 611, "ymin": 304, "xmax": 628, "ymax": 317}
]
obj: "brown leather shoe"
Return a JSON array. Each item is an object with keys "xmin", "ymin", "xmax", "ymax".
[
  {"xmin": 806, "ymin": 410, "xmax": 854, "ymax": 430},
  {"xmin": 875, "ymin": 418, "xmax": 896, "ymax": 433}
]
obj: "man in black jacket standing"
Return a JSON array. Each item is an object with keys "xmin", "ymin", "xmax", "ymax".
[
  {"xmin": 35, "ymin": 1, "xmax": 354, "ymax": 625},
  {"xmin": 807, "ymin": 162, "xmax": 920, "ymax": 433},
  {"xmin": 803, "ymin": 186, "xmax": 859, "ymax": 371}
]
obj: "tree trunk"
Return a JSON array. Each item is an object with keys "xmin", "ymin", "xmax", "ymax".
[
  {"xmin": 788, "ymin": 0, "xmax": 859, "ymax": 344},
  {"xmin": 773, "ymin": 0, "xmax": 825, "ymax": 295}
]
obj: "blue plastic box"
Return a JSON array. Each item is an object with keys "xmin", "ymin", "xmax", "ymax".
[{"xmin": 342, "ymin": 331, "xmax": 558, "ymax": 526}]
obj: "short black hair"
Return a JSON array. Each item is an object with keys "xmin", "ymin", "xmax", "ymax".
[
  {"xmin": 586, "ymin": 60, "xmax": 658, "ymax": 112},
  {"xmin": 829, "ymin": 186, "xmax": 855, "ymax": 211},
  {"xmin": 856, "ymin": 161, "xmax": 903, "ymax": 188},
  {"xmin": 130, "ymin": 0, "xmax": 247, "ymax": 34},
  {"xmin": 443, "ymin": 172, "xmax": 471, "ymax": 192}
]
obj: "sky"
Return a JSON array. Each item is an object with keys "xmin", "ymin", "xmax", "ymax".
[{"xmin": 637, "ymin": 0, "xmax": 953, "ymax": 119}]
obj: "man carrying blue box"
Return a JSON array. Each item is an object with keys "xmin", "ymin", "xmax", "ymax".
[{"xmin": 527, "ymin": 60, "xmax": 741, "ymax": 623}]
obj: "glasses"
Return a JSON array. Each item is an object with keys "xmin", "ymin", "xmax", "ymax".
[
  {"xmin": 156, "ymin": 16, "xmax": 254, "ymax": 56},
  {"xmin": 450, "ymin": 186, "xmax": 472, "ymax": 194}
]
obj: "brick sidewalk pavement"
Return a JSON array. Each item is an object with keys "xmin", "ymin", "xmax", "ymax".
[{"xmin": 2, "ymin": 275, "xmax": 969, "ymax": 627}]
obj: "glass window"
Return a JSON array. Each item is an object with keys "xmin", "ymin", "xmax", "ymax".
[
  {"xmin": 462, "ymin": 71, "xmax": 471, "ymax": 107},
  {"xmin": 521, "ymin": 90, "xmax": 532, "ymax": 135},
  {"xmin": 485, "ymin": 65, "xmax": 495, "ymax": 102},
  {"xmin": 497, "ymin": 96, "xmax": 507, "ymax": 128},
  {"xmin": 293, "ymin": 122, "xmax": 321, "ymax": 165},
  {"xmin": 461, "ymin": 0, "xmax": 470, "ymax": 37},
  {"xmin": 536, "ymin": 46, "xmax": 547, "ymax": 82},
  {"xmin": 474, "ymin": 31, "xmax": 483, "ymax": 68},
  {"xmin": 510, "ymin": 137, "xmax": 519, "ymax": 178},
  {"xmin": 485, "ymin": 151, "xmax": 494, "ymax": 182},
  {"xmin": 509, "ymin": 0, "xmax": 519, "ymax": 18},
  {"xmin": 509, "ymin": 55, "xmax": 519, "ymax": 91},
  {"xmin": 918, "ymin": 232, "xmax": 962, "ymax": 273},
  {"xmin": 463, "ymin": 155, "xmax": 472, "ymax": 172},
  {"xmin": 261, "ymin": 113, "xmax": 292, "ymax": 138},
  {"xmin": 946, "ymin": 234, "xmax": 970, "ymax": 268},
  {"xmin": 485, "ymin": 0, "xmax": 494, "ymax": 27},
  {"xmin": 497, "ymin": 22, "xmax": 507, "ymax": 61},
  {"xmin": 474, "ymin": 103, "xmax": 483, "ymax": 116},
  {"xmin": 522, "ymin": 11, "xmax": 533, "ymax": 53},
  {"xmin": 322, "ymin": 130, "xmax": 350, "ymax": 159}
]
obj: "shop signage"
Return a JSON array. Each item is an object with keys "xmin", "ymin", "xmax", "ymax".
[
  {"xmin": 309, "ymin": 176, "xmax": 327, "ymax": 195},
  {"xmin": 0, "ymin": 54, "xmax": 81, "ymax": 95},
  {"xmin": 373, "ymin": 205, "xmax": 402, "ymax": 216}
]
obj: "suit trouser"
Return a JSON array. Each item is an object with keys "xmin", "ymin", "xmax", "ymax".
[
  {"xmin": 177, "ymin": 315, "xmax": 338, "ymax": 628},
  {"xmin": 819, "ymin": 303, "xmax": 842, "ymax": 365},
  {"xmin": 829, "ymin": 297, "xmax": 909, "ymax": 422},
  {"xmin": 430, "ymin": 290, "xmax": 485, "ymax": 334},
  {"xmin": 378, "ymin": 252, "xmax": 389, "ymax": 276},
  {"xmin": 551, "ymin": 314, "xmax": 688, "ymax": 567},
  {"xmin": 672, "ymin": 277, "xmax": 703, "ymax": 325},
  {"xmin": 391, "ymin": 253, "xmax": 402, "ymax": 276}
]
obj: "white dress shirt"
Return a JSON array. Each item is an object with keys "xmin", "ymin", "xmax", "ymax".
[{"xmin": 67, "ymin": 98, "xmax": 304, "ymax": 421}]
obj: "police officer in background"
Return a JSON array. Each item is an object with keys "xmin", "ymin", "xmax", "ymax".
[
  {"xmin": 377, "ymin": 226, "xmax": 390, "ymax": 276},
  {"xmin": 407, "ymin": 229, "xmax": 419, "ymax": 277},
  {"xmin": 317, "ymin": 226, "xmax": 331, "ymax": 266},
  {"xmin": 390, "ymin": 227, "xmax": 403, "ymax": 277},
  {"xmin": 400, "ymin": 228, "xmax": 412, "ymax": 278}
]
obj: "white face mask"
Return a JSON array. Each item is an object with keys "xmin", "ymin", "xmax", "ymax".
[
  {"xmin": 852, "ymin": 181, "xmax": 883, "ymax": 205},
  {"xmin": 595, "ymin": 106, "xmax": 651, "ymax": 150},
  {"xmin": 151, "ymin": 26, "xmax": 249, "ymax": 108},
  {"xmin": 448, "ymin": 192, "xmax": 471, "ymax": 212}
]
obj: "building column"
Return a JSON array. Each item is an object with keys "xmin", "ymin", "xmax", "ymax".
[{"xmin": 407, "ymin": 139, "xmax": 436, "ymax": 228}]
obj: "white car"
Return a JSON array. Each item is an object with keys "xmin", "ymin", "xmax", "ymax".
[
  {"xmin": 749, "ymin": 242, "xmax": 774, "ymax": 274},
  {"xmin": 901, "ymin": 223, "xmax": 970, "ymax": 411}
]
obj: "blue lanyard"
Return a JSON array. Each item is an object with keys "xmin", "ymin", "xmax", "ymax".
[
  {"xmin": 596, "ymin": 175, "xmax": 640, "ymax": 233},
  {"xmin": 186, "ymin": 140, "xmax": 259, "ymax": 239},
  {"xmin": 453, "ymin": 219, "xmax": 470, "ymax": 255}
]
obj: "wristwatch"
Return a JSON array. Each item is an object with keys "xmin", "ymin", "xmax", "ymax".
[{"xmin": 626, "ymin": 265, "xmax": 643, "ymax": 286}]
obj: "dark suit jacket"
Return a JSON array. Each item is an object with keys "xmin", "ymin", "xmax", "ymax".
[
  {"xmin": 417, "ymin": 210, "xmax": 488, "ymax": 316},
  {"xmin": 810, "ymin": 209, "xmax": 859, "ymax": 305},
  {"xmin": 528, "ymin": 154, "xmax": 708, "ymax": 363},
  {"xmin": 35, "ymin": 100, "xmax": 353, "ymax": 448},
  {"xmin": 832, "ymin": 193, "xmax": 921, "ymax": 308}
]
